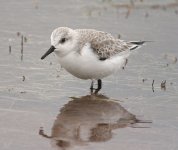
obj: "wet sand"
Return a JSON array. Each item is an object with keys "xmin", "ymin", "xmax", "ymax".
[{"xmin": 0, "ymin": 0, "xmax": 178, "ymax": 150}]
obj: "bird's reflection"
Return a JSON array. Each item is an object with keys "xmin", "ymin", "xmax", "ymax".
[{"xmin": 39, "ymin": 94, "xmax": 150, "ymax": 150}]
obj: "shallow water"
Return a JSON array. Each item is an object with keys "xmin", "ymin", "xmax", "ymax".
[{"xmin": 0, "ymin": 0, "xmax": 178, "ymax": 150}]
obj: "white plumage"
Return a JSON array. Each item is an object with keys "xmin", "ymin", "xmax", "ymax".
[{"xmin": 41, "ymin": 27, "xmax": 145, "ymax": 93}]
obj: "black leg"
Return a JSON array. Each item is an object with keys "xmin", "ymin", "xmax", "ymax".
[
  {"xmin": 90, "ymin": 80, "xmax": 94, "ymax": 93},
  {"xmin": 94, "ymin": 79, "xmax": 102, "ymax": 94}
]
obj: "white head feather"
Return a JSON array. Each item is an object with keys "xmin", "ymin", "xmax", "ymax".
[{"xmin": 51, "ymin": 27, "xmax": 79, "ymax": 57}]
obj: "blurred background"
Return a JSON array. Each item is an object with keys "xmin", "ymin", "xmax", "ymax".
[{"xmin": 0, "ymin": 0, "xmax": 178, "ymax": 150}]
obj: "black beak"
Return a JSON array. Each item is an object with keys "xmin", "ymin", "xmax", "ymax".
[{"xmin": 41, "ymin": 46, "xmax": 55, "ymax": 60}]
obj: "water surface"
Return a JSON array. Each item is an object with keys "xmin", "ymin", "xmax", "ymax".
[{"xmin": 0, "ymin": 0, "xmax": 178, "ymax": 150}]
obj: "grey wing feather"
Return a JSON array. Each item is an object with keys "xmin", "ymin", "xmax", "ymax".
[
  {"xmin": 76, "ymin": 29, "xmax": 137, "ymax": 59},
  {"xmin": 91, "ymin": 39, "xmax": 133, "ymax": 59}
]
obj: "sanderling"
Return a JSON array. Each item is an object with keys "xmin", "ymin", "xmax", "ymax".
[{"xmin": 41, "ymin": 27, "xmax": 145, "ymax": 94}]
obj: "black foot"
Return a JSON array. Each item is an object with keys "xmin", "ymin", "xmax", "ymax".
[
  {"xmin": 94, "ymin": 79, "xmax": 102, "ymax": 94},
  {"xmin": 90, "ymin": 80, "xmax": 94, "ymax": 93},
  {"xmin": 90, "ymin": 79, "xmax": 102, "ymax": 94}
]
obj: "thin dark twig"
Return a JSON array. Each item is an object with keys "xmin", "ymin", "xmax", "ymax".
[
  {"xmin": 9, "ymin": 45, "xmax": 11, "ymax": 54},
  {"xmin": 161, "ymin": 80, "xmax": 166, "ymax": 91},
  {"xmin": 21, "ymin": 35, "xmax": 24, "ymax": 61},
  {"xmin": 152, "ymin": 79, "xmax": 155, "ymax": 92}
]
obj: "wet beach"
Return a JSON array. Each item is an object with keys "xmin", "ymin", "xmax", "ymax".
[{"xmin": 0, "ymin": 0, "xmax": 178, "ymax": 150}]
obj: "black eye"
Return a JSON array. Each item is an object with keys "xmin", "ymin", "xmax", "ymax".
[{"xmin": 60, "ymin": 38, "xmax": 66, "ymax": 44}]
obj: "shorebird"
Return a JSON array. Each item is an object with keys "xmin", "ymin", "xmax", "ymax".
[{"xmin": 41, "ymin": 27, "xmax": 145, "ymax": 94}]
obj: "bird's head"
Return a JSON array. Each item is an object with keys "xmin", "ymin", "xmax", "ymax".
[{"xmin": 41, "ymin": 27, "xmax": 79, "ymax": 59}]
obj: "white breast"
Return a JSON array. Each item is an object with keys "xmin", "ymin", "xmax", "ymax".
[{"xmin": 56, "ymin": 43, "xmax": 129, "ymax": 80}]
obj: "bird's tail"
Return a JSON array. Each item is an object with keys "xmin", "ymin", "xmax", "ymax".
[{"xmin": 128, "ymin": 41, "xmax": 152, "ymax": 51}]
